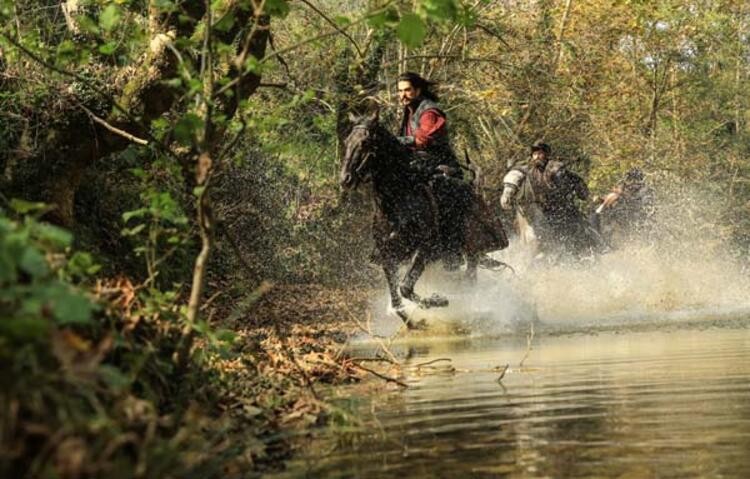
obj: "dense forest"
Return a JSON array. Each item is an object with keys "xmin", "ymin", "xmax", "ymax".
[{"xmin": 2, "ymin": 0, "xmax": 750, "ymax": 477}]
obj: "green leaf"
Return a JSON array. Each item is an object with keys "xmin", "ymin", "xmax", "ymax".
[
  {"xmin": 49, "ymin": 287, "xmax": 94, "ymax": 325},
  {"xmin": 263, "ymin": 0, "xmax": 289, "ymax": 17},
  {"xmin": 98, "ymin": 41, "xmax": 118, "ymax": 55},
  {"xmin": 99, "ymin": 365, "xmax": 131, "ymax": 392},
  {"xmin": 76, "ymin": 15, "xmax": 100, "ymax": 35},
  {"xmin": 67, "ymin": 252, "xmax": 101, "ymax": 277},
  {"xmin": 121, "ymin": 224, "xmax": 146, "ymax": 237},
  {"xmin": 397, "ymin": 13, "xmax": 427, "ymax": 48},
  {"xmin": 122, "ymin": 208, "xmax": 148, "ymax": 223},
  {"xmin": 173, "ymin": 113, "xmax": 203, "ymax": 146},
  {"xmin": 334, "ymin": 15, "xmax": 351, "ymax": 26},
  {"xmin": 19, "ymin": 247, "xmax": 49, "ymax": 278},
  {"xmin": 153, "ymin": 0, "xmax": 176, "ymax": 13},
  {"xmin": 215, "ymin": 328, "xmax": 237, "ymax": 344},
  {"xmin": 243, "ymin": 55, "xmax": 262, "ymax": 75},
  {"xmin": 420, "ymin": 0, "xmax": 458, "ymax": 21},
  {"xmin": 0, "ymin": 317, "xmax": 50, "ymax": 341},
  {"xmin": 100, "ymin": 5, "xmax": 122, "ymax": 32},
  {"xmin": 56, "ymin": 40, "xmax": 78, "ymax": 64},
  {"xmin": 32, "ymin": 223, "xmax": 72, "ymax": 248},
  {"xmin": 214, "ymin": 11, "xmax": 235, "ymax": 32},
  {"xmin": 9, "ymin": 199, "xmax": 47, "ymax": 214},
  {"xmin": 368, "ymin": 7, "xmax": 400, "ymax": 29}
]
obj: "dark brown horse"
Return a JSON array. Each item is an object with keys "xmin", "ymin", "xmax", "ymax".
[{"xmin": 340, "ymin": 111, "xmax": 508, "ymax": 328}]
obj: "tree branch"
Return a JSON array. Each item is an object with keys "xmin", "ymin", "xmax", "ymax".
[
  {"xmin": 78, "ymin": 104, "xmax": 149, "ymax": 145},
  {"xmin": 298, "ymin": 0, "xmax": 363, "ymax": 58}
]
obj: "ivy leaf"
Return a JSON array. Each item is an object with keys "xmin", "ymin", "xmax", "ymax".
[{"xmin": 397, "ymin": 13, "xmax": 427, "ymax": 48}]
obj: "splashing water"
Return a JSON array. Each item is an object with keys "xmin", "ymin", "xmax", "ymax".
[{"xmin": 368, "ymin": 185, "xmax": 750, "ymax": 337}]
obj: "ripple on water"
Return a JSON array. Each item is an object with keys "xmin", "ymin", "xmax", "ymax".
[{"xmin": 273, "ymin": 325, "xmax": 750, "ymax": 479}]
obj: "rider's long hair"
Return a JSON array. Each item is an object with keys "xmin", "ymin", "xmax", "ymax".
[{"xmin": 398, "ymin": 72, "xmax": 439, "ymax": 102}]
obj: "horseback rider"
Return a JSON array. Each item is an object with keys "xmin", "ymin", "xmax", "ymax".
[
  {"xmin": 591, "ymin": 167, "xmax": 655, "ymax": 246},
  {"xmin": 501, "ymin": 140, "xmax": 594, "ymax": 257},
  {"xmin": 396, "ymin": 72, "xmax": 471, "ymax": 268}
]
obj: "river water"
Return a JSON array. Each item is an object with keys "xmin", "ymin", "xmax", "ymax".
[
  {"xmin": 274, "ymin": 244, "xmax": 750, "ymax": 478},
  {"xmin": 275, "ymin": 320, "xmax": 750, "ymax": 478}
]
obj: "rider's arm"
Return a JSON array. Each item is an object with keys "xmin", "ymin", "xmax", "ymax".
[
  {"xmin": 501, "ymin": 169, "xmax": 525, "ymax": 210},
  {"xmin": 413, "ymin": 109, "xmax": 446, "ymax": 148}
]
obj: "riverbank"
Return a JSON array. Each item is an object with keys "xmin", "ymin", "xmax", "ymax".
[{"xmin": 229, "ymin": 283, "xmax": 375, "ymax": 475}]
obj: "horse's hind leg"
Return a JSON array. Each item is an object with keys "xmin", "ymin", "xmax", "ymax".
[{"xmin": 399, "ymin": 250, "xmax": 449, "ymax": 309}]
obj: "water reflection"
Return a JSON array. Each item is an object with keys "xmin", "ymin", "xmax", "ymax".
[{"xmin": 275, "ymin": 326, "xmax": 750, "ymax": 478}]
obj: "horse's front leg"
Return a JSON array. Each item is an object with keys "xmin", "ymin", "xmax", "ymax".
[
  {"xmin": 383, "ymin": 259, "xmax": 404, "ymax": 311},
  {"xmin": 384, "ymin": 259, "xmax": 425, "ymax": 329},
  {"xmin": 399, "ymin": 249, "xmax": 449, "ymax": 309}
]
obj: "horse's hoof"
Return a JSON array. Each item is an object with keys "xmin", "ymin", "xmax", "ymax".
[
  {"xmin": 388, "ymin": 304, "xmax": 409, "ymax": 322},
  {"xmin": 419, "ymin": 294, "xmax": 449, "ymax": 309}
]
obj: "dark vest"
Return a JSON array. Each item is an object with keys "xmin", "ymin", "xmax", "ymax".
[{"xmin": 399, "ymin": 98, "xmax": 457, "ymax": 167}]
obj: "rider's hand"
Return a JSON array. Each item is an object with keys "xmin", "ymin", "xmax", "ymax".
[{"xmin": 435, "ymin": 165, "xmax": 455, "ymax": 176}]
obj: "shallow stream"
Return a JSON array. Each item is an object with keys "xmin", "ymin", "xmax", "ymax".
[{"xmin": 275, "ymin": 319, "xmax": 750, "ymax": 478}]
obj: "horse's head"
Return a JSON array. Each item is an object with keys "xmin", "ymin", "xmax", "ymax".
[{"xmin": 340, "ymin": 110, "xmax": 380, "ymax": 190}]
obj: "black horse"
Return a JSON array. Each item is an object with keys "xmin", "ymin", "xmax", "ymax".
[{"xmin": 340, "ymin": 111, "xmax": 508, "ymax": 328}]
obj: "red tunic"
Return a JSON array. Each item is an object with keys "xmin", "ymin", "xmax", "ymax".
[{"xmin": 404, "ymin": 109, "xmax": 447, "ymax": 148}]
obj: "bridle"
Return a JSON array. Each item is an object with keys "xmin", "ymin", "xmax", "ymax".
[{"xmin": 349, "ymin": 124, "xmax": 377, "ymax": 177}]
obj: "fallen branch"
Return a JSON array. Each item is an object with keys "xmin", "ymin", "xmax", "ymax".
[
  {"xmin": 496, "ymin": 363, "xmax": 509, "ymax": 383},
  {"xmin": 349, "ymin": 356, "xmax": 399, "ymax": 365},
  {"xmin": 351, "ymin": 362, "xmax": 408, "ymax": 388},
  {"xmin": 413, "ymin": 358, "xmax": 452, "ymax": 368}
]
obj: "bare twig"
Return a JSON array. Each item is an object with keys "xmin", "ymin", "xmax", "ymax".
[
  {"xmin": 349, "ymin": 356, "xmax": 400, "ymax": 366},
  {"xmin": 351, "ymin": 362, "xmax": 408, "ymax": 388},
  {"xmin": 259, "ymin": 1, "xmax": 394, "ymax": 66},
  {"xmin": 78, "ymin": 104, "xmax": 148, "ymax": 145},
  {"xmin": 298, "ymin": 0, "xmax": 363, "ymax": 58},
  {"xmin": 413, "ymin": 358, "xmax": 452, "ymax": 368}
]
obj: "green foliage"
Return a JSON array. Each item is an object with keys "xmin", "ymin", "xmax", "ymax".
[
  {"xmin": 397, "ymin": 13, "xmax": 427, "ymax": 47},
  {"xmin": 0, "ymin": 207, "xmax": 96, "ymax": 342}
]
